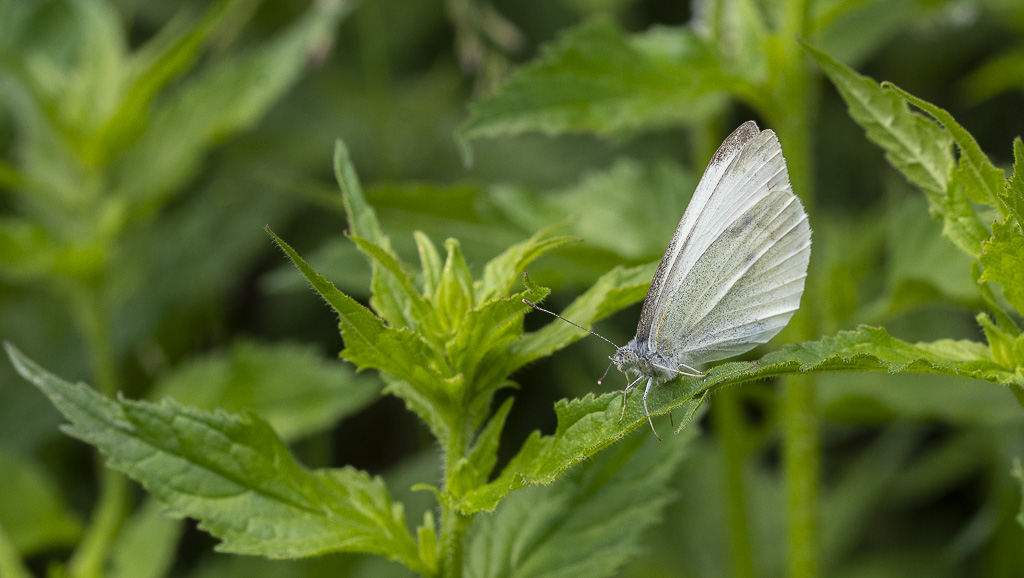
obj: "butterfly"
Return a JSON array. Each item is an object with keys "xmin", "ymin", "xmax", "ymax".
[{"xmin": 526, "ymin": 121, "xmax": 811, "ymax": 438}]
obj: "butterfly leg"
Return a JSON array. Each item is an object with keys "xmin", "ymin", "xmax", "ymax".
[
  {"xmin": 618, "ymin": 375, "xmax": 645, "ymax": 423},
  {"xmin": 642, "ymin": 378, "xmax": 662, "ymax": 441}
]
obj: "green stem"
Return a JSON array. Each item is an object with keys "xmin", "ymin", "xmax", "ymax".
[
  {"xmin": 67, "ymin": 467, "xmax": 129, "ymax": 578},
  {"xmin": 782, "ymin": 376, "xmax": 819, "ymax": 578},
  {"xmin": 67, "ymin": 288, "xmax": 129, "ymax": 578},
  {"xmin": 439, "ymin": 497, "xmax": 471, "ymax": 578},
  {"xmin": 0, "ymin": 521, "xmax": 33, "ymax": 578},
  {"xmin": 714, "ymin": 388, "xmax": 755, "ymax": 578},
  {"xmin": 439, "ymin": 421, "xmax": 471, "ymax": 578},
  {"xmin": 774, "ymin": 2, "xmax": 821, "ymax": 576}
]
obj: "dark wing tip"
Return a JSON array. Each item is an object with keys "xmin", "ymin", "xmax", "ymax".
[{"xmin": 709, "ymin": 121, "xmax": 761, "ymax": 168}]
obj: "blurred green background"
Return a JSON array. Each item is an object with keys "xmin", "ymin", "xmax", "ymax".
[{"xmin": 1, "ymin": 0, "xmax": 1023, "ymax": 576}]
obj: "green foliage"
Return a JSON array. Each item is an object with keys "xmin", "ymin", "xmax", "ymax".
[
  {"xmin": 0, "ymin": 448, "xmax": 83, "ymax": 556},
  {"xmin": 5, "ymin": 342, "xmax": 430, "ymax": 573},
  {"xmin": 458, "ymin": 19, "xmax": 728, "ymax": 151},
  {"xmin": 149, "ymin": 341, "xmax": 381, "ymax": 443},
  {"xmin": 464, "ymin": 433, "xmax": 687, "ymax": 578},
  {"xmin": 6, "ymin": 2, "xmax": 1024, "ymax": 577}
]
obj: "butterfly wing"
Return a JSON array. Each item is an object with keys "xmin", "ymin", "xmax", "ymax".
[{"xmin": 636, "ymin": 121, "xmax": 811, "ymax": 366}]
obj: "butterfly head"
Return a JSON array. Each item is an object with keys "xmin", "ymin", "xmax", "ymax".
[{"xmin": 611, "ymin": 339, "xmax": 676, "ymax": 383}]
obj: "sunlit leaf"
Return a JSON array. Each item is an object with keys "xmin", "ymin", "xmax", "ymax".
[
  {"xmin": 4, "ymin": 344, "xmax": 428, "ymax": 573},
  {"xmin": 460, "ymin": 325, "xmax": 1011, "ymax": 514}
]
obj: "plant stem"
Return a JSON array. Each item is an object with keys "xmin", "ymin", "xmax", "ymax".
[
  {"xmin": 774, "ymin": 1, "xmax": 821, "ymax": 576},
  {"xmin": 440, "ymin": 497, "xmax": 471, "ymax": 578},
  {"xmin": 714, "ymin": 388, "xmax": 755, "ymax": 578},
  {"xmin": 439, "ymin": 420, "xmax": 471, "ymax": 578},
  {"xmin": 67, "ymin": 287, "xmax": 129, "ymax": 578},
  {"xmin": 782, "ymin": 375, "xmax": 819, "ymax": 578}
]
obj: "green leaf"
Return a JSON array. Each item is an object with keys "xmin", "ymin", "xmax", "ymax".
[
  {"xmin": 267, "ymin": 227, "xmax": 453, "ymax": 445},
  {"xmin": 94, "ymin": 0, "xmax": 244, "ymax": 158},
  {"xmin": 113, "ymin": 0, "xmax": 350, "ymax": 208},
  {"xmin": 884, "ymin": 82, "xmax": 1005, "ymax": 210},
  {"xmin": 450, "ymin": 398, "xmax": 515, "ymax": 497},
  {"xmin": 801, "ymin": 41, "xmax": 987, "ymax": 257},
  {"xmin": 457, "ymin": 19, "xmax": 729, "ymax": 157},
  {"xmin": 0, "ymin": 447, "xmax": 82, "ymax": 556},
  {"xmin": 415, "ymin": 231, "xmax": 443, "ymax": 299},
  {"xmin": 349, "ymin": 235, "xmax": 433, "ymax": 330},
  {"xmin": 980, "ymin": 218, "xmax": 1024, "ymax": 317},
  {"xmin": 0, "ymin": 218, "xmax": 55, "ymax": 281},
  {"xmin": 4, "ymin": 343, "xmax": 428, "ymax": 573},
  {"xmin": 108, "ymin": 498, "xmax": 184, "ymax": 578},
  {"xmin": 477, "ymin": 226, "xmax": 579, "ymax": 304},
  {"xmin": 435, "ymin": 238, "xmax": 476, "ymax": 331},
  {"xmin": 459, "ymin": 326, "xmax": 1012, "ymax": 514},
  {"xmin": 1002, "ymin": 138, "xmax": 1024, "ymax": 228},
  {"xmin": 802, "ymin": 41, "xmax": 950, "ymax": 197},
  {"xmin": 335, "ymin": 138, "xmax": 388, "ymax": 249},
  {"xmin": 334, "ymin": 141, "xmax": 420, "ymax": 329},
  {"xmin": 464, "ymin": 432, "xmax": 686, "ymax": 578},
  {"xmin": 509, "ymin": 262, "xmax": 657, "ymax": 368},
  {"xmin": 150, "ymin": 341, "xmax": 382, "ymax": 443}
]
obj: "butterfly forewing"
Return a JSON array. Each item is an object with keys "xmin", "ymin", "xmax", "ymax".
[
  {"xmin": 635, "ymin": 121, "xmax": 761, "ymax": 343},
  {"xmin": 637, "ymin": 122, "xmax": 810, "ymax": 365}
]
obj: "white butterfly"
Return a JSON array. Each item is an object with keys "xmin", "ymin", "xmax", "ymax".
[{"xmin": 527, "ymin": 121, "xmax": 811, "ymax": 437}]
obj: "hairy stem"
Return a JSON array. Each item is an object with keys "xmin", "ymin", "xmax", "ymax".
[{"xmin": 440, "ymin": 421, "xmax": 471, "ymax": 578}]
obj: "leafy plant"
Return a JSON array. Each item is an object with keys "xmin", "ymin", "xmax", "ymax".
[{"xmin": 4, "ymin": 1, "xmax": 1024, "ymax": 577}]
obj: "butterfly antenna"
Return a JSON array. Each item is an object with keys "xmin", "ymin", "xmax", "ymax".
[
  {"xmin": 522, "ymin": 299, "xmax": 620, "ymax": 349},
  {"xmin": 596, "ymin": 361, "xmax": 614, "ymax": 385}
]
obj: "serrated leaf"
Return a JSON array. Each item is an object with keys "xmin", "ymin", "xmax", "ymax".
[
  {"xmin": 4, "ymin": 343, "xmax": 428, "ymax": 573},
  {"xmin": 150, "ymin": 341, "xmax": 382, "ymax": 443},
  {"xmin": 267, "ymin": 227, "xmax": 452, "ymax": 444},
  {"xmin": 333, "ymin": 140, "xmax": 418, "ymax": 329},
  {"xmin": 459, "ymin": 326, "xmax": 1011, "ymax": 514},
  {"xmin": 802, "ymin": 42, "xmax": 988, "ymax": 257},
  {"xmin": 458, "ymin": 19, "xmax": 728, "ymax": 155},
  {"xmin": 973, "ymin": 261, "xmax": 1019, "ymax": 335},
  {"xmin": 0, "ymin": 447, "xmax": 83, "ymax": 556},
  {"xmin": 980, "ymin": 218, "xmax": 1024, "ymax": 317},
  {"xmin": 477, "ymin": 226, "xmax": 579, "ymax": 303},
  {"xmin": 884, "ymin": 82, "xmax": 1005, "ymax": 210},
  {"xmin": 1002, "ymin": 138, "xmax": 1024, "ymax": 228},
  {"xmin": 464, "ymin": 432, "xmax": 686, "ymax": 578},
  {"xmin": 448, "ymin": 285, "xmax": 549, "ymax": 411},
  {"xmin": 335, "ymin": 139, "xmax": 388, "ymax": 249},
  {"xmin": 349, "ymin": 235, "xmax": 433, "ymax": 330}
]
